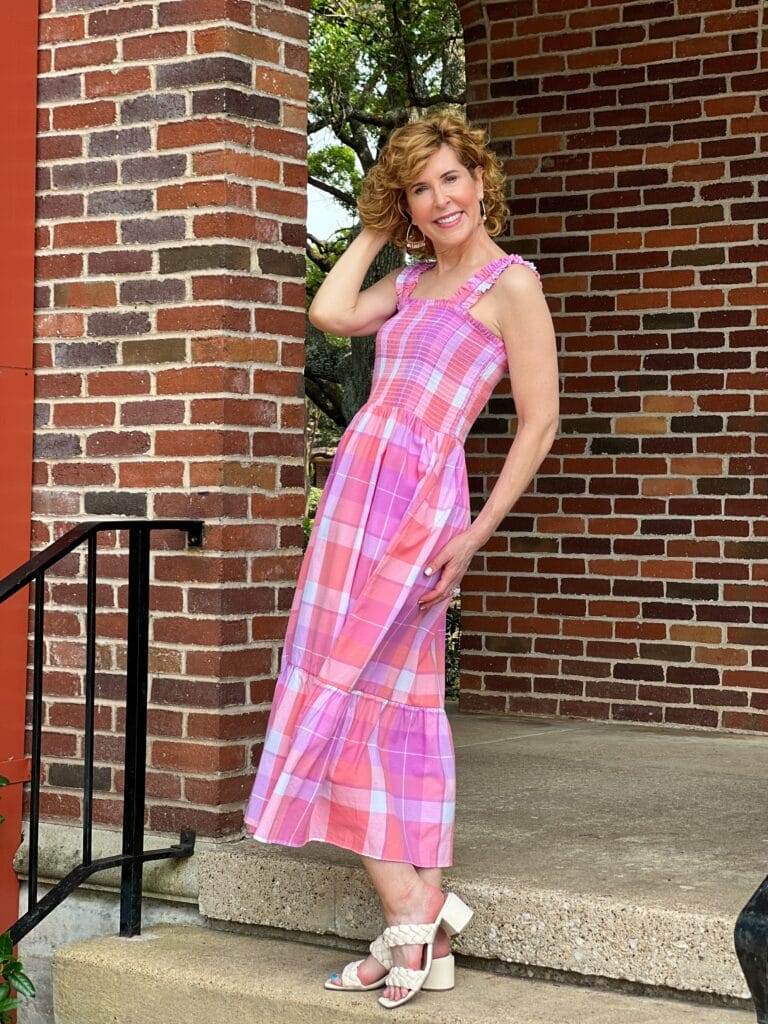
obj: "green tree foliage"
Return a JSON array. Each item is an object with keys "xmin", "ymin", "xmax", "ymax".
[{"xmin": 306, "ymin": 0, "xmax": 466, "ymax": 431}]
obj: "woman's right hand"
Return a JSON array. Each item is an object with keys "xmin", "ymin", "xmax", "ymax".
[{"xmin": 359, "ymin": 225, "xmax": 392, "ymax": 249}]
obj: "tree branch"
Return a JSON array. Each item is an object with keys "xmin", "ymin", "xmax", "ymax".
[{"xmin": 308, "ymin": 175, "xmax": 356, "ymax": 208}]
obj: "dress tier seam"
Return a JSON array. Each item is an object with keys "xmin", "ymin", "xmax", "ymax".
[
  {"xmin": 310, "ymin": 665, "xmax": 448, "ymax": 712},
  {"xmin": 361, "ymin": 401, "xmax": 466, "ymax": 442}
]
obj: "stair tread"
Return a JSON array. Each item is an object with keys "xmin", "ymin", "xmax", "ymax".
[
  {"xmin": 53, "ymin": 923, "xmax": 752, "ymax": 1024},
  {"xmin": 199, "ymin": 842, "xmax": 750, "ymax": 1000}
]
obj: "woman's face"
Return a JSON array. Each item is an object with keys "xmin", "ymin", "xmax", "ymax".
[{"xmin": 403, "ymin": 143, "xmax": 483, "ymax": 252}]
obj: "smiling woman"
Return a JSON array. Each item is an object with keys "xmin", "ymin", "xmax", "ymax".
[
  {"xmin": 355, "ymin": 109, "xmax": 510, "ymax": 261},
  {"xmin": 249, "ymin": 109, "xmax": 559, "ymax": 1009}
]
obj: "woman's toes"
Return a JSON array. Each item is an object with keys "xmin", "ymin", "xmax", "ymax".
[{"xmin": 328, "ymin": 953, "xmax": 388, "ymax": 988}]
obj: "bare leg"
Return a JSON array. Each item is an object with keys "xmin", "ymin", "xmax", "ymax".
[
  {"xmin": 361, "ymin": 857, "xmax": 450, "ymax": 1003},
  {"xmin": 326, "ymin": 862, "xmax": 452, "ymax": 999},
  {"xmin": 416, "ymin": 865, "xmax": 442, "ymax": 889},
  {"xmin": 415, "ymin": 865, "xmax": 452, "ymax": 962}
]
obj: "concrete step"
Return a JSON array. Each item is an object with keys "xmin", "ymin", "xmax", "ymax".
[
  {"xmin": 198, "ymin": 839, "xmax": 752, "ymax": 1001},
  {"xmin": 197, "ymin": 708, "xmax": 768, "ymax": 1003},
  {"xmin": 53, "ymin": 923, "xmax": 753, "ymax": 1024}
]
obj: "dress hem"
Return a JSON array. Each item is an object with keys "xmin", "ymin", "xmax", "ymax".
[{"xmin": 243, "ymin": 823, "xmax": 453, "ymax": 869}]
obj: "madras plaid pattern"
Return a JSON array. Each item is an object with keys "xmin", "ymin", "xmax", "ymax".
[{"xmin": 244, "ymin": 253, "xmax": 541, "ymax": 867}]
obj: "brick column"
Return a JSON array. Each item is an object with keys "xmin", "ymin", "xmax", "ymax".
[{"xmin": 33, "ymin": 0, "xmax": 308, "ymax": 836}]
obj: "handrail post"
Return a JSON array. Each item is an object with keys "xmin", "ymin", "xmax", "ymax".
[
  {"xmin": 82, "ymin": 532, "xmax": 97, "ymax": 866},
  {"xmin": 27, "ymin": 570, "xmax": 46, "ymax": 912},
  {"xmin": 1, "ymin": 519, "xmax": 202, "ymax": 945},
  {"xmin": 119, "ymin": 525, "xmax": 151, "ymax": 937}
]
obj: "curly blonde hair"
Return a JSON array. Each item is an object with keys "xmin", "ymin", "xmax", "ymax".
[{"xmin": 356, "ymin": 108, "xmax": 508, "ymax": 260}]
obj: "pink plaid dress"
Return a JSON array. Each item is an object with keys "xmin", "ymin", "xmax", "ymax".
[{"xmin": 244, "ymin": 252, "xmax": 541, "ymax": 867}]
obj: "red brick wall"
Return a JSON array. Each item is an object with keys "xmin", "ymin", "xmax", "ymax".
[
  {"xmin": 31, "ymin": 0, "xmax": 308, "ymax": 836},
  {"xmin": 26, "ymin": 0, "xmax": 767, "ymax": 849},
  {"xmin": 457, "ymin": 0, "xmax": 768, "ymax": 732}
]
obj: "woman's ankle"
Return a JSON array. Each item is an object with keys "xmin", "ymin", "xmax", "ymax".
[{"xmin": 381, "ymin": 877, "xmax": 443, "ymax": 923}]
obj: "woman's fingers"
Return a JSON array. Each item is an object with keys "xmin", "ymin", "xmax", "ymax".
[{"xmin": 418, "ymin": 570, "xmax": 458, "ymax": 608}]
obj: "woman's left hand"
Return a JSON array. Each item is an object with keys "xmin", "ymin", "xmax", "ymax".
[{"xmin": 417, "ymin": 530, "xmax": 478, "ymax": 610}]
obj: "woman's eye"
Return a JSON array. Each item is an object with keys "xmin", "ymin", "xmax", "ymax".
[{"xmin": 414, "ymin": 176, "xmax": 457, "ymax": 194}]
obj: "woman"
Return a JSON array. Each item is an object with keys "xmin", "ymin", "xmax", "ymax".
[{"xmin": 243, "ymin": 109, "xmax": 559, "ymax": 1009}]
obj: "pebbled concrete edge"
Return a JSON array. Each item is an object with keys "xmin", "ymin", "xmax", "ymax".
[{"xmin": 197, "ymin": 840, "xmax": 750, "ymax": 1000}]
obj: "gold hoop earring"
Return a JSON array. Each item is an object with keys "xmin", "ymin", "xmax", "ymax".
[{"xmin": 405, "ymin": 219, "xmax": 425, "ymax": 251}]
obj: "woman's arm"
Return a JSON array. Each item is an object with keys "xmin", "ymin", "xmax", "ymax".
[
  {"xmin": 308, "ymin": 227, "xmax": 398, "ymax": 337},
  {"xmin": 465, "ymin": 264, "xmax": 559, "ymax": 550},
  {"xmin": 418, "ymin": 265, "xmax": 559, "ymax": 609}
]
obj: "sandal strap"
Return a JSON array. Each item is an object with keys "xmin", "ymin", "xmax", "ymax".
[
  {"xmin": 341, "ymin": 959, "xmax": 364, "ymax": 987},
  {"xmin": 384, "ymin": 964, "xmax": 428, "ymax": 989},
  {"xmin": 381, "ymin": 921, "xmax": 438, "ymax": 947},
  {"xmin": 369, "ymin": 933, "xmax": 394, "ymax": 968}
]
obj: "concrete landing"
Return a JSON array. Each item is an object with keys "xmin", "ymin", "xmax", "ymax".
[
  {"xmin": 52, "ymin": 923, "xmax": 754, "ymax": 1024},
  {"xmin": 198, "ymin": 707, "xmax": 768, "ymax": 1001},
  {"xmin": 441, "ymin": 707, "xmax": 766, "ymax": 916}
]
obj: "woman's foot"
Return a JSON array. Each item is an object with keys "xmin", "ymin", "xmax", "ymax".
[
  {"xmin": 380, "ymin": 879, "xmax": 447, "ymax": 1003},
  {"xmin": 326, "ymin": 920, "xmax": 451, "ymax": 989}
]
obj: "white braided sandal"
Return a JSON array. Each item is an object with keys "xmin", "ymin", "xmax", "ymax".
[
  {"xmin": 324, "ymin": 930, "xmax": 455, "ymax": 991},
  {"xmin": 377, "ymin": 891, "xmax": 474, "ymax": 1009},
  {"xmin": 324, "ymin": 932, "xmax": 393, "ymax": 991}
]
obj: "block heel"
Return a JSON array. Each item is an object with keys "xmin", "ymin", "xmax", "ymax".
[
  {"xmin": 438, "ymin": 891, "xmax": 474, "ymax": 937},
  {"xmin": 421, "ymin": 951, "xmax": 454, "ymax": 990}
]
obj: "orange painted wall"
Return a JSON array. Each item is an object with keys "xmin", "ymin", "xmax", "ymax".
[{"xmin": 0, "ymin": 4, "xmax": 39, "ymax": 934}]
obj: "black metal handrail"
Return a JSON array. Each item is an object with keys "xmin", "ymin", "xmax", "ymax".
[{"xmin": 0, "ymin": 519, "xmax": 203, "ymax": 943}]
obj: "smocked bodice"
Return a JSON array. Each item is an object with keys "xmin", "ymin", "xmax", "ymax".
[{"xmin": 365, "ymin": 253, "xmax": 541, "ymax": 442}]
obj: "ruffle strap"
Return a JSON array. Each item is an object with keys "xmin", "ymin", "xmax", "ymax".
[{"xmin": 454, "ymin": 254, "xmax": 541, "ymax": 311}]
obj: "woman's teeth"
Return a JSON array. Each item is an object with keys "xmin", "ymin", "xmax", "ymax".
[{"xmin": 435, "ymin": 212, "xmax": 462, "ymax": 227}]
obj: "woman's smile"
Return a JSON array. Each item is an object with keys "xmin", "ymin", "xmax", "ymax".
[{"xmin": 434, "ymin": 211, "xmax": 464, "ymax": 228}]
